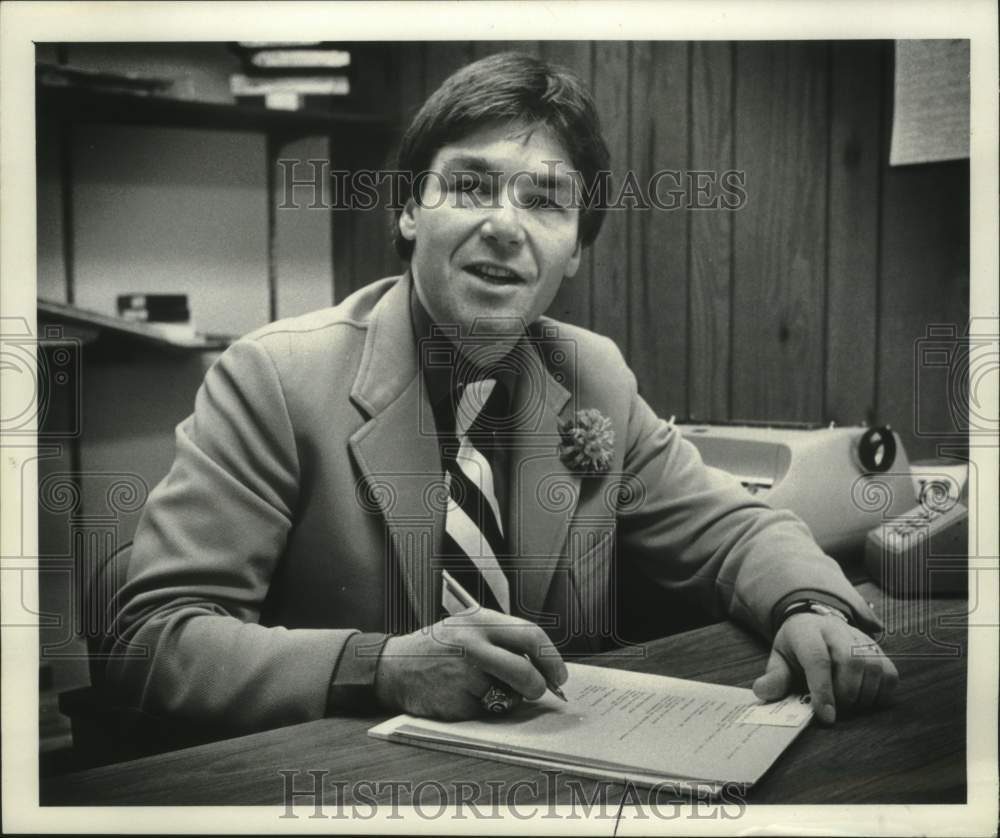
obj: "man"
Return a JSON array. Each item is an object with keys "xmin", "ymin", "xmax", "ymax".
[{"xmin": 103, "ymin": 53, "xmax": 897, "ymax": 733}]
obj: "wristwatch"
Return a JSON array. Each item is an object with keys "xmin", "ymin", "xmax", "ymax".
[{"xmin": 781, "ymin": 599, "xmax": 851, "ymax": 626}]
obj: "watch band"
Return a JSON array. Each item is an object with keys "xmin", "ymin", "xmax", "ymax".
[{"xmin": 781, "ymin": 599, "xmax": 851, "ymax": 626}]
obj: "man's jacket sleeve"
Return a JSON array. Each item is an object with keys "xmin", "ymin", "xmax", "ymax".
[
  {"xmin": 615, "ymin": 356, "xmax": 879, "ymax": 639},
  {"xmin": 100, "ymin": 338, "xmax": 358, "ymax": 732}
]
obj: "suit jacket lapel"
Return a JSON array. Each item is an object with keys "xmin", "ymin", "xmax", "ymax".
[
  {"xmin": 347, "ymin": 282, "xmax": 587, "ymax": 629},
  {"xmin": 504, "ymin": 336, "xmax": 581, "ymax": 619},
  {"xmin": 348, "ymin": 275, "xmax": 442, "ymax": 630}
]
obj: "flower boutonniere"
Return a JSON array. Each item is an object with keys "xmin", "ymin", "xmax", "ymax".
[{"xmin": 558, "ymin": 408, "xmax": 615, "ymax": 473}]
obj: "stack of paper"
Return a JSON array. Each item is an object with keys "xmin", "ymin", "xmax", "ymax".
[{"xmin": 369, "ymin": 663, "xmax": 813, "ymax": 792}]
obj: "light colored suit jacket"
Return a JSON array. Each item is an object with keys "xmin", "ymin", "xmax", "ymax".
[{"xmin": 103, "ymin": 274, "xmax": 876, "ymax": 733}]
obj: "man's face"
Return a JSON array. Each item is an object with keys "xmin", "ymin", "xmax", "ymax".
[{"xmin": 399, "ymin": 122, "xmax": 582, "ymax": 341}]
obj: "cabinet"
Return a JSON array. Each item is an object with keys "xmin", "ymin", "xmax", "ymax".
[{"xmin": 34, "ymin": 47, "xmax": 395, "ymax": 730}]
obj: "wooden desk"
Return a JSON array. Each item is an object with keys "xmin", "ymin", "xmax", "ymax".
[{"xmin": 42, "ymin": 582, "xmax": 967, "ymax": 806}]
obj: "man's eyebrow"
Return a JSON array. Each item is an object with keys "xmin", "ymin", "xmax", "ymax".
[
  {"xmin": 438, "ymin": 155, "xmax": 574, "ymax": 189},
  {"xmin": 439, "ymin": 156, "xmax": 495, "ymax": 175}
]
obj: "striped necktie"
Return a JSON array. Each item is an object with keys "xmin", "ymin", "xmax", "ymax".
[{"xmin": 441, "ymin": 378, "xmax": 510, "ymax": 615}]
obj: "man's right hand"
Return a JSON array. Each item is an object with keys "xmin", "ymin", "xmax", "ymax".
[{"xmin": 374, "ymin": 609, "xmax": 568, "ymax": 720}]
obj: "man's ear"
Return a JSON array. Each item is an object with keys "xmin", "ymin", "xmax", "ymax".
[
  {"xmin": 398, "ymin": 199, "xmax": 418, "ymax": 242},
  {"xmin": 564, "ymin": 240, "xmax": 582, "ymax": 279}
]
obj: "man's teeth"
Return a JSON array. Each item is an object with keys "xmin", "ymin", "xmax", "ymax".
[{"xmin": 470, "ymin": 265, "xmax": 520, "ymax": 281}]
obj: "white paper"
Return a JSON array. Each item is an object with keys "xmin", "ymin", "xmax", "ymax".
[
  {"xmin": 890, "ymin": 40, "xmax": 970, "ymax": 166},
  {"xmin": 739, "ymin": 694, "xmax": 814, "ymax": 727},
  {"xmin": 369, "ymin": 663, "xmax": 812, "ymax": 786}
]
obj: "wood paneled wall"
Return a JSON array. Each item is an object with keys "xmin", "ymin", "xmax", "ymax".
[{"xmin": 335, "ymin": 41, "xmax": 969, "ymax": 461}]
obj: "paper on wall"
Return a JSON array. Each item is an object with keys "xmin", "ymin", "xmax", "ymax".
[{"xmin": 890, "ymin": 40, "xmax": 970, "ymax": 166}]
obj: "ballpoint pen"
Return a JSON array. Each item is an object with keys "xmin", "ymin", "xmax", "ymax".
[{"xmin": 441, "ymin": 569, "xmax": 568, "ymax": 702}]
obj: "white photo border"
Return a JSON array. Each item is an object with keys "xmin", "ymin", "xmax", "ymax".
[{"xmin": 2, "ymin": 1, "xmax": 997, "ymax": 834}]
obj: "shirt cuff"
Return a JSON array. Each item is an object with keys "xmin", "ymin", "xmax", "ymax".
[
  {"xmin": 325, "ymin": 632, "xmax": 391, "ymax": 716},
  {"xmin": 770, "ymin": 589, "xmax": 861, "ymax": 636}
]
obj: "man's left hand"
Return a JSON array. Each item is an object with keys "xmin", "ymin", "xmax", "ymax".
[{"xmin": 752, "ymin": 614, "xmax": 899, "ymax": 724}]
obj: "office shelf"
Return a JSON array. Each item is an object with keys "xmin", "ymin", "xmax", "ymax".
[
  {"xmin": 38, "ymin": 299, "xmax": 232, "ymax": 352},
  {"xmin": 36, "ymin": 84, "xmax": 392, "ymax": 137}
]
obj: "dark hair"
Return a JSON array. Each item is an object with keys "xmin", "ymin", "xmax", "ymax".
[{"xmin": 392, "ymin": 51, "xmax": 610, "ymax": 260}]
